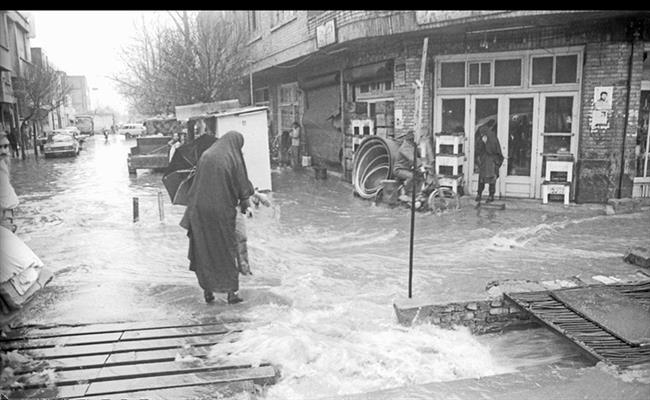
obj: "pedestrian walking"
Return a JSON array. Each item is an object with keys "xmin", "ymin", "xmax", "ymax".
[
  {"xmin": 475, "ymin": 119, "xmax": 503, "ymax": 203},
  {"xmin": 180, "ymin": 131, "xmax": 255, "ymax": 305}
]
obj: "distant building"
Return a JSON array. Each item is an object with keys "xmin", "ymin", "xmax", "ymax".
[
  {"xmin": 65, "ymin": 75, "xmax": 90, "ymax": 115},
  {"xmin": 242, "ymin": 10, "xmax": 650, "ymax": 203},
  {"xmin": 30, "ymin": 47, "xmax": 73, "ymax": 132}
]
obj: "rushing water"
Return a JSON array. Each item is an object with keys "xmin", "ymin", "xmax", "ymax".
[{"xmin": 7, "ymin": 135, "xmax": 650, "ymax": 399}]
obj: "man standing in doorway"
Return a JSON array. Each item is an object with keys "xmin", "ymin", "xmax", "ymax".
[{"xmin": 289, "ymin": 122, "xmax": 302, "ymax": 170}]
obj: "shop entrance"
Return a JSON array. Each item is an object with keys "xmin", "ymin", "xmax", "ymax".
[
  {"xmin": 468, "ymin": 95, "xmax": 538, "ymax": 198},
  {"xmin": 438, "ymin": 92, "xmax": 578, "ymax": 199}
]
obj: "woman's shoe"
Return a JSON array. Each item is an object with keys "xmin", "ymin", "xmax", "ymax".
[
  {"xmin": 227, "ymin": 291, "xmax": 243, "ymax": 304},
  {"xmin": 204, "ymin": 291, "xmax": 215, "ymax": 303}
]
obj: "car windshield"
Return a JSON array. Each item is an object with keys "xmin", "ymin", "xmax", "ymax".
[{"xmin": 50, "ymin": 133, "xmax": 73, "ymax": 142}]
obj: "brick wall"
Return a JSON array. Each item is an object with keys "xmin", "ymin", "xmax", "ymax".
[
  {"xmin": 576, "ymin": 36, "xmax": 643, "ymax": 202},
  {"xmin": 249, "ymin": 14, "xmax": 645, "ymax": 199}
]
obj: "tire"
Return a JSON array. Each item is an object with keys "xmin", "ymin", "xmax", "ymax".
[{"xmin": 428, "ymin": 187, "xmax": 460, "ymax": 213}]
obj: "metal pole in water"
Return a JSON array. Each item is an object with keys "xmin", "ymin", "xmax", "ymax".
[
  {"xmin": 133, "ymin": 197, "xmax": 139, "ymax": 223},
  {"xmin": 409, "ymin": 37, "xmax": 429, "ymax": 299},
  {"xmin": 157, "ymin": 191, "xmax": 164, "ymax": 222}
]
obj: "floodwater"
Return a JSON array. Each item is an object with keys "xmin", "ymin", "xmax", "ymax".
[{"xmin": 7, "ymin": 135, "xmax": 650, "ymax": 399}]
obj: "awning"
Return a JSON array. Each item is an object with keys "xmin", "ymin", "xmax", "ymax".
[
  {"xmin": 299, "ymin": 72, "xmax": 339, "ymax": 90},
  {"xmin": 343, "ymin": 60, "xmax": 394, "ymax": 83}
]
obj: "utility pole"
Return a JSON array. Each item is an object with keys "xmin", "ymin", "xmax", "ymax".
[{"xmin": 408, "ymin": 37, "xmax": 428, "ymax": 299}]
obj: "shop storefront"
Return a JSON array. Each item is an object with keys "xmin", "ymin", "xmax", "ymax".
[
  {"xmin": 434, "ymin": 47, "xmax": 583, "ymax": 199},
  {"xmin": 633, "ymin": 46, "xmax": 650, "ymax": 198}
]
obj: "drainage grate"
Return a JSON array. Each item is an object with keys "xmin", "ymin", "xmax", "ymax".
[{"xmin": 505, "ymin": 281, "xmax": 650, "ymax": 368}]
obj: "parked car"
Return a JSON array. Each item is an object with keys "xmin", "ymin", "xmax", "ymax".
[
  {"xmin": 43, "ymin": 130, "xmax": 80, "ymax": 158},
  {"xmin": 118, "ymin": 123, "xmax": 146, "ymax": 139}
]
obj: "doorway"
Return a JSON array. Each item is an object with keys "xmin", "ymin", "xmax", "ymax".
[{"xmin": 467, "ymin": 94, "xmax": 538, "ymax": 198}]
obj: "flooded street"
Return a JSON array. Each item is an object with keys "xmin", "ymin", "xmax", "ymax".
[{"xmin": 7, "ymin": 135, "xmax": 650, "ymax": 399}]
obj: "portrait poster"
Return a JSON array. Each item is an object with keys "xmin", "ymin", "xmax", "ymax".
[{"xmin": 594, "ymin": 86, "xmax": 613, "ymax": 110}]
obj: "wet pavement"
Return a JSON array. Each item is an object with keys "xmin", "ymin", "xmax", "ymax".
[{"xmin": 3, "ymin": 134, "xmax": 650, "ymax": 399}]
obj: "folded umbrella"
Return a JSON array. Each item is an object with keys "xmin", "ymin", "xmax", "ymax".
[{"xmin": 162, "ymin": 134, "xmax": 217, "ymax": 204}]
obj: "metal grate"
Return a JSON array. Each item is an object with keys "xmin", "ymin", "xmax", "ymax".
[{"xmin": 505, "ymin": 282, "xmax": 650, "ymax": 368}]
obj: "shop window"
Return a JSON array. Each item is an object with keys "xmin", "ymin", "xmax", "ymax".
[
  {"xmin": 441, "ymin": 99, "xmax": 465, "ymax": 134},
  {"xmin": 555, "ymin": 55, "xmax": 578, "ymax": 84},
  {"xmin": 254, "ymin": 87, "xmax": 269, "ymax": 105},
  {"xmin": 494, "ymin": 59, "xmax": 522, "ymax": 86},
  {"xmin": 440, "ymin": 62, "xmax": 465, "ymax": 87},
  {"xmin": 544, "ymin": 97, "xmax": 573, "ymax": 133},
  {"xmin": 469, "ymin": 62, "xmax": 491, "ymax": 86},
  {"xmin": 532, "ymin": 57, "xmax": 553, "ymax": 85},
  {"xmin": 532, "ymin": 55, "xmax": 578, "ymax": 85},
  {"xmin": 280, "ymin": 85, "xmax": 296, "ymax": 104},
  {"xmin": 354, "ymin": 80, "xmax": 393, "ymax": 100}
]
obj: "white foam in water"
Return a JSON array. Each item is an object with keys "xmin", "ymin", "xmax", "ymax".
[{"xmin": 208, "ymin": 303, "xmax": 511, "ymax": 399}]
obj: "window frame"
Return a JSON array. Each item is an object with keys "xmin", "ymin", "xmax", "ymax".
[
  {"xmin": 270, "ymin": 10, "xmax": 297, "ymax": 31},
  {"xmin": 435, "ymin": 47, "xmax": 583, "ymax": 94},
  {"xmin": 468, "ymin": 61, "xmax": 492, "ymax": 87},
  {"xmin": 530, "ymin": 53, "xmax": 579, "ymax": 87},
  {"xmin": 253, "ymin": 87, "xmax": 270, "ymax": 106},
  {"xmin": 0, "ymin": 14, "xmax": 8, "ymax": 49}
]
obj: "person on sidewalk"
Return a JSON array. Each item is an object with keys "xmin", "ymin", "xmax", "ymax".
[
  {"xmin": 289, "ymin": 122, "xmax": 302, "ymax": 170},
  {"xmin": 475, "ymin": 119, "xmax": 504, "ymax": 203},
  {"xmin": 180, "ymin": 131, "xmax": 255, "ymax": 305}
]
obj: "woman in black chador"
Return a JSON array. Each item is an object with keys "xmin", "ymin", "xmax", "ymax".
[{"xmin": 475, "ymin": 120, "xmax": 503, "ymax": 203}]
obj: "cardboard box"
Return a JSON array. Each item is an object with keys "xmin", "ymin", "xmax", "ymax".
[
  {"xmin": 375, "ymin": 114, "xmax": 386, "ymax": 126},
  {"xmin": 376, "ymin": 127, "xmax": 387, "ymax": 137}
]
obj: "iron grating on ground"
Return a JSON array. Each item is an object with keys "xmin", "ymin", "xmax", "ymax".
[
  {"xmin": 0, "ymin": 319, "xmax": 279, "ymax": 399},
  {"xmin": 506, "ymin": 281, "xmax": 650, "ymax": 369}
]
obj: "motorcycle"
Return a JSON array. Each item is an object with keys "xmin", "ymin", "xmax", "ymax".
[{"xmin": 374, "ymin": 165, "xmax": 460, "ymax": 213}]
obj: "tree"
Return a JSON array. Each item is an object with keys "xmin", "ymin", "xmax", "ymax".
[
  {"xmin": 13, "ymin": 63, "xmax": 71, "ymax": 159},
  {"xmin": 112, "ymin": 11, "xmax": 250, "ymax": 116}
]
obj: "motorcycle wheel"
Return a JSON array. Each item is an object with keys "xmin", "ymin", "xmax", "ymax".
[{"xmin": 427, "ymin": 187, "xmax": 460, "ymax": 213}]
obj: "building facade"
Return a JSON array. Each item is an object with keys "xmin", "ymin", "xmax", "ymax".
[
  {"xmin": 0, "ymin": 11, "xmax": 32, "ymax": 148},
  {"xmin": 65, "ymin": 75, "xmax": 90, "ymax": 116},
  {"xmin": 30, "ymin": 47, "xmax": 73, "ymax": 132},
  {"xmin": 244, "ymin": 10, "xmax": 650, "ymax": 203}
]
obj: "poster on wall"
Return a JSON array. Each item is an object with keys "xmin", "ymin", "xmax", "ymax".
[
  {"xmin": 395, "ymin": 109, "xmax": 403, "ymax": 129},
  {"xmin": 594, "ymin": 86, "xmax": 613, "ymax": 110}
]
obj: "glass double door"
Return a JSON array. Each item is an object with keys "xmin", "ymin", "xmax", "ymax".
[
  {"xmin": 468, "ymin": 95, "xmax": 538, "ymax": 198},
  {"xmin": 437, "ymin": 93, "xmax": 579, "ymax": 199}
]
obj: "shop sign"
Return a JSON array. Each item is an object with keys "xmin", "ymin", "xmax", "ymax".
[{"xmin": 316, "ymin": 19, "xmax": 337, "ymax": 48}]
